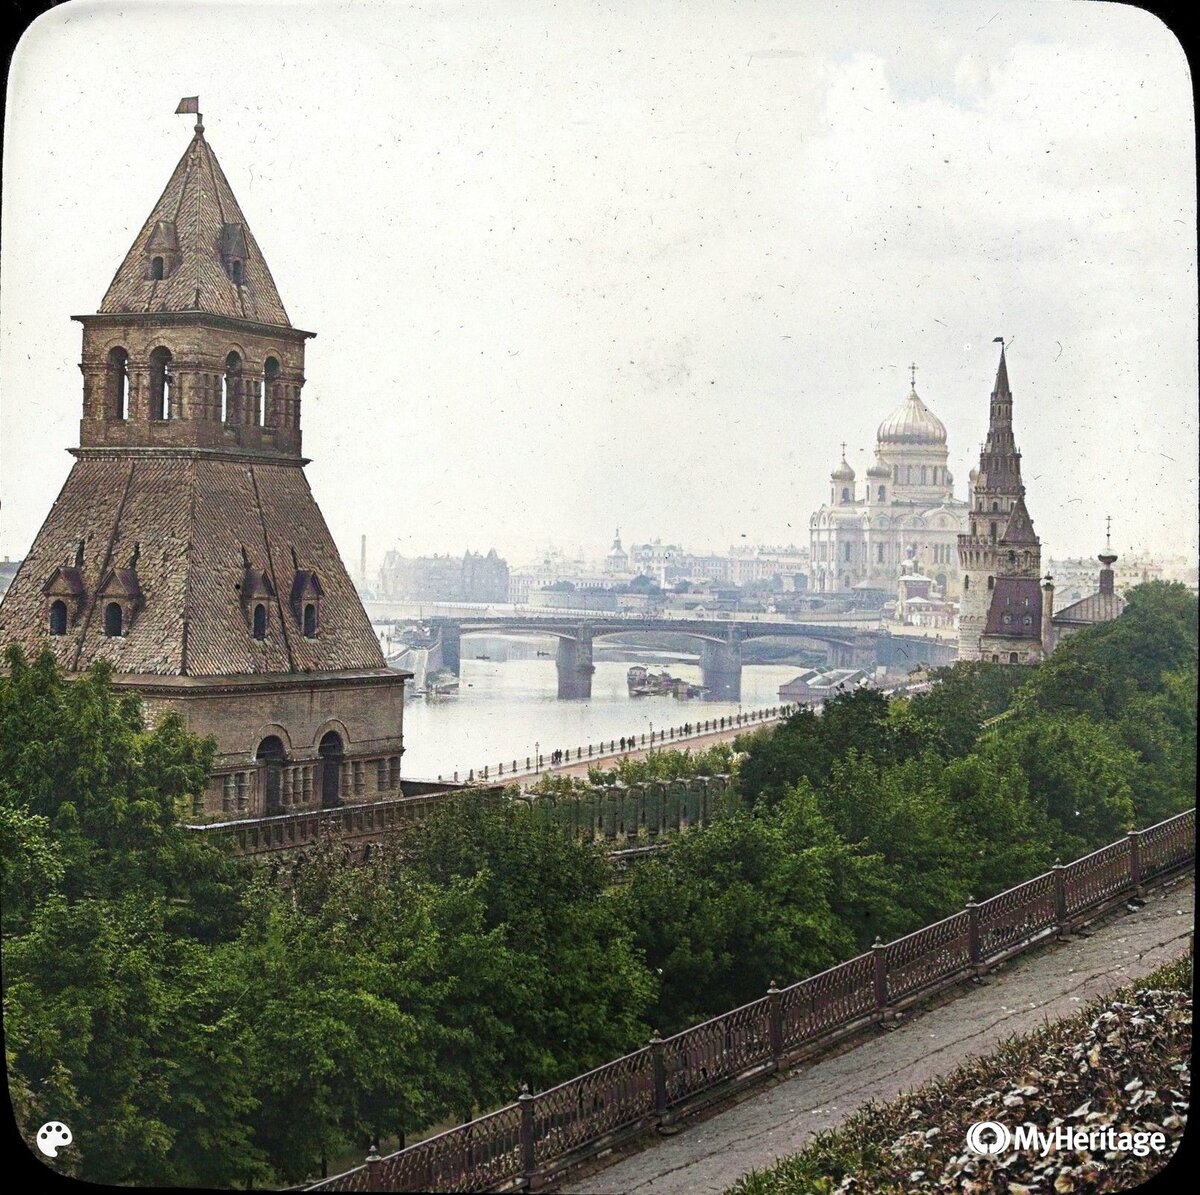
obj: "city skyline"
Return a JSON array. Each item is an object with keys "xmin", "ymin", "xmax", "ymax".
[{"xmin": 2, "ymin": 0, "xmax": 1196, "ymax": 572}]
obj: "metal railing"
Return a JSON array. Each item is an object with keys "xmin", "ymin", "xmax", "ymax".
[
  {"xmin": 187, "ymin": 776, "xmax": 739, "ymax": 858},
  {"xmin": 306, "ymin": 807, "xmax": 1195, "ymax": 1192},
  {"xmin": 453, "ymin": 704, "xmax": 796, "ymax": 785}
]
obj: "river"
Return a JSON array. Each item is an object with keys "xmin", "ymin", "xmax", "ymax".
[{"xmin": 396, "ymin": 643, "xmax": 804, "ymax": 780}]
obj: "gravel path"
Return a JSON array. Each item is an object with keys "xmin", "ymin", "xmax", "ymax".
[{"xmin": 559, "ymin": 876, "xmax": 1194, "ymax": 1195}]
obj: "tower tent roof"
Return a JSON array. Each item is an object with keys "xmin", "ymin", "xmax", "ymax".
[
  {"xmin": 1000, "ymin": 489, "xmax": 1039, "ymax": 545},
  {"xmin": 98, "ymin": 127, "xmax": 291, "ymax": 327},
  {"xmin": 992, "ymin": 343, "xmax": 1011, "ymax": 399}
]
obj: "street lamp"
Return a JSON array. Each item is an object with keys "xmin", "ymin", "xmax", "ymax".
[
  {"xmin": 535, "ymin": 740, "xmax": 540, "ymax": 774},
  {"xmin": 649, "ymin": 721, "xmax": 654, "ymax": 753}
]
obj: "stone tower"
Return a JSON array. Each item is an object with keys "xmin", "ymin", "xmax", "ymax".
[
  {"xmin": 956, "ymin": 343, "xmax": 1052, "ymax": 664},
  {"xmin": 0, "ymin": 112, "xmax": 409, "ymax": 818}
]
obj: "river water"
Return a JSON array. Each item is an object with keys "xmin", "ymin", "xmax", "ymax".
[{"xmin": 397, "ymin": 644, "xmax": 803, "ymax": 780}]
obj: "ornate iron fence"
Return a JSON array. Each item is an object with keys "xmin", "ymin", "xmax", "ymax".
[{"xmin": 307, "ymin": 808, "xmax": 1194, "ymax": 1192}]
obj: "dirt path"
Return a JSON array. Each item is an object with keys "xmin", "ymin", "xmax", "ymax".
[{"xmin": 559, "ymin": 876, "xmax": 1194, "ymax": 1194}]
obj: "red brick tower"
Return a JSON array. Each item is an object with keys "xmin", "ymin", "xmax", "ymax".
[{"xmin": 0, "ymin": 110, "xmax": 408, "ymax": 818}]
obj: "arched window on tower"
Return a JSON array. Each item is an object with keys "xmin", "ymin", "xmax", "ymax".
[
  {"xmin": 840, "ymin": 487, "xmax": 850, "ymax": 503},
  {"xmin": 148, "ymin": 347, "xmax": 173, "ymax": 420},
  {"xmin": 107, "ymin": 347, "xmax": 128, "ymax": 421},
  {"xmin": 49, "ymin": 601, "xmax": 68, "ymax": 635},
  {"xmin": 964, "ymin": 576, "xmax": 969, "ymax": 591},
  {"xmin": 150, "ymin": 256, "xmax": 165, "ymax": 281},
  {"xmin": 921, "ymin": 465, "xmax": 927, "ymax": 484},
  {"xmin": 878, "ymin": 485, "xmax": 886, "ymax": 502},
  {"xmin": 223, "ymin": 352, "xmax": 241, "ymax": 423},
  {"xmin": 987, "ymin": 575, "xmax": 995, "ymax": 590},
  {"xmin": 263, "ymin": 357, "xmax": 280, "ymax": 428}
]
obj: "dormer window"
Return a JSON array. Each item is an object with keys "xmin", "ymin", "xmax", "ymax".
[
  {"xmin": 42, "ymin": 563, "xmax": 87, "ymax": 628},
  {"xmin": 146, "ymin": 219, "xmax": 178, "ymax": 279},
  {"xmin": 290, "ymin": 568, "xmax": 323, "ymax": 635},
  {"xmin": 97, "ymin": 557, "xmax": 143, "ymax": 637},
  {"xmin": 221, "ymin": 223, "xmax": 248, "ymax": 285},
  {"xmin": 238, "ymin": 554, "xmax": 275, "ymax": 639}
]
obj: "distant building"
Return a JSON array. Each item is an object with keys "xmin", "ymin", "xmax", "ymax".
[
  {"xmin": 0, "ymin": 560, "xmax": 19, "ymax": 599},
  {"xmin": 810, "ymin": 370, "xmax": 967, "ymax": 596},
  {"xmin": 604, "ymin": 529, "xmax": 629, "ymax": 576},
  {"xmin": 957, "ymin": 344, "xmax": 1053, "ymax": 664},
  {"xmin": 1050, "ymin": 551, "xmax": 1127, "ymax": 647},
  {"xmin": 378, "ymin": 549, "xmax": 508, "ymax": 603},
  {"xmin": 778, "ymin": 667, "xmax": 869, "ymax": 703}
]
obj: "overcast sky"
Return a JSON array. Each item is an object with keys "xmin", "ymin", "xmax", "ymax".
[{"xmin": 2, "ymin": 0, "xmax": 1195, "ymax": 574}]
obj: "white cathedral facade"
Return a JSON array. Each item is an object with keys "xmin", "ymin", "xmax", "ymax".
[{"xmin": 809, "ymin": 375, "xmax": 969, "ymax": 597}]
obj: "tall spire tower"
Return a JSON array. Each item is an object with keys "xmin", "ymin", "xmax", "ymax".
[
  {"xmin": 956, "ymin": 342, "xmax": 1051, "ymax": 663},
  {"xmin": 0, "ymin": 109, "xmax": 409, "ymax": 818}
]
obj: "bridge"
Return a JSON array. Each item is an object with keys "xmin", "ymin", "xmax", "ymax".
[{"xmin": 397, "ymin": 614, "xmax": 956, "ymax": 699}]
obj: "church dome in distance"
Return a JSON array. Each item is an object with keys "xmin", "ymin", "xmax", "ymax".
[
  {"xmin": 831, "ymin": 455, "xmax": 856, "ymax": 481},
  {"xmin": 877, "ymin": 388, "xmax": 947, "ymax": 446},
  {"xmin": 866, "ymin": 457, "xmax": 890, "ymax": 479}
]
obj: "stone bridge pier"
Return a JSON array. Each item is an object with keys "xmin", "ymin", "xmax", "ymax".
[
  {"xmin": 437, "ymin": 623, "xmax": 462, "ymax": 674},
  {"xmin": 556, "ymin": 626, "xmax": 595, "ymax": 700},
  {"xmin": 700, "ymin": 632, "xmax": 742, "ymax": 701}
]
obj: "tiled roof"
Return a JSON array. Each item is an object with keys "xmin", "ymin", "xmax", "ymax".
[
  {"xmin": 1000, "ymin": 492, "xmax": 1038, "ymax": 545},
  {"xmin": 98, "ymin": 129, "xmax": 290, "ymax": 327},
  {"xmin": 0, "ymin": 455, "xmax": 386, "ymax": 677},
  {"xmin": 1052, "ymin": 590, "xmax": 1126, "ymax": 627},
  {"xmin": 984, "ymin": 577, "xmax": 1043, "ymax": 638}
]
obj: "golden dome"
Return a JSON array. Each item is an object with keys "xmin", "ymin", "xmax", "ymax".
[{"xmin": 877, "ymin": 388, "xmax": 947, "ymax": 446}]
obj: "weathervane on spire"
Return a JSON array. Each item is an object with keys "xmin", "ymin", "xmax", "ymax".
[{"xmin": 175, "ymin": 96, "xmax": 203, "ymax": 134}]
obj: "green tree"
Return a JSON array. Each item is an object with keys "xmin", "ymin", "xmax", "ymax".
[
  {"xmin": 983, "ymin": 713, "xmax": 1138, "ymax": 858},
  {"xmin": 620, "ymin": 801, "xmax": 856, "ymax": 1031},
  {"xmin": 405, "ymin": 791, "xmax": 655, "ymax": 1091}
]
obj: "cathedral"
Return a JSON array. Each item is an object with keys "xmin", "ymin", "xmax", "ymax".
[
  {"xmin": 956, "ymin": 343, "xmax": 1054, "ymax": 663},
  {"xmin": 0, "ymin": 109, "xmax": 409, "ymax": 819},
  {"xmin": 809, "ymin": 370, "xmax": 968, "ymax": 596}
]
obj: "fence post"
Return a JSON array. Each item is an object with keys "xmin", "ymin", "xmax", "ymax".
[
  {"xmin": 365, "ymin": 1142, "xmax": 382, "ymax": 1192},
  {"xmin": 767, "ymin": 980, "xmax": 783, "ymax": 1066},
  {"xmin": 650, "ymin": 1030, "xmax": 667, "ymax": 1119},
  {"xmin": 1128, "ymin": 829, "xmax": 1143, "ymax": 895},
  {"xmin": 1052, "ymin": 859, "xmax": 1070, "ymax": 938},
  {"xmin": 871, "ymin": 937, "xmax": 888, "ymax": 1013},
  {"xmin": 965, "ymin": 897, "xmax": 982, "ymax": 971},
  {"xmin": 518, "ymin": 1083, "xmax": 536, "ymax": 1186}
]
